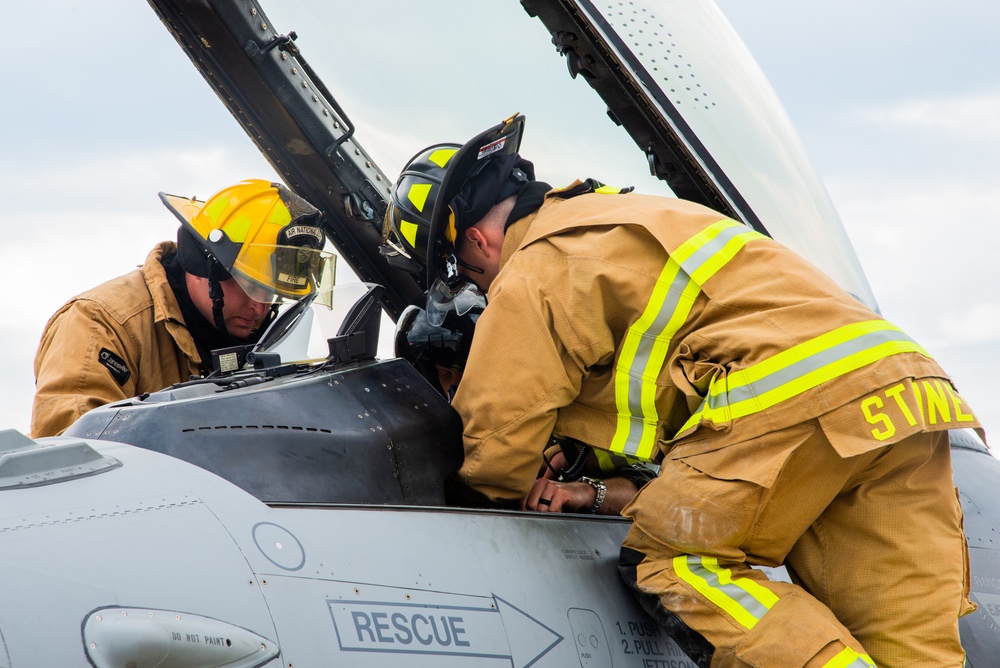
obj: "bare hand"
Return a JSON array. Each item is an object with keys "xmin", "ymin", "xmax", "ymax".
[{"xmin": 521, "ymin": 476, "xmax": 596, "ymax": 513}]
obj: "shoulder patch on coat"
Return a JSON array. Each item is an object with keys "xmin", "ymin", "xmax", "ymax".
[{"xmin": 98, "ymin": 348, "xmax": 131, "ymax": 386}]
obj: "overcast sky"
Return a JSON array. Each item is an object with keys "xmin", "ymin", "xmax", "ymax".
[{"xmin": 2, "ymin": 1, "xmax": 997, "ymax": 443}]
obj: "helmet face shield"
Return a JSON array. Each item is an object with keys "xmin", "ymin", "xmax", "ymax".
[{"xmin": 233, "ymin": 244, "xmax": 337, "ymax": 304}]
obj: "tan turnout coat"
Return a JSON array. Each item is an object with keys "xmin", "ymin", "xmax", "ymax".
[
  {"xmin": 453, "ymin": 188, "xmax": 979, "ymax": 501},
  {"xmin": 31, "ymin": 242, "xmax": 202, "ymax": 437}
]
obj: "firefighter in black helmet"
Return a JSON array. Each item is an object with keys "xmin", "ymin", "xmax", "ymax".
[
  {"xmin": 384, "ymin": 112, "xmax": 982, "ymax": 667},
  {"xmin": 384, "ymin": 113, "xmax": 533, "ymax": 325}
]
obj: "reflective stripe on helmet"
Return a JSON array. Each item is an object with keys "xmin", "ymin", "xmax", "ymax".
[
  {"xmin": 400, "ymin": 220, "xmax": 419, "ymax": 248},
  {"xmin": 610, "ymin": 220, "xmax": 764, "ymax": 460},
  {"xmin": 222, "ymin": 215, "xmax": 254, "ymax": 244},
  {"xmin": 677, "ymin": 321, "xmax": 929, "ymax": 435},
  {"xmin": 203, "ymin": 194, "xmax": 231, "ymax": 224},
  {"xmin": 428, "ymin": 148, "xmax": 457, "ymax": 168},
  {"xmin": 407, "ymin": 183, "xmax": 432, "ymax": 212},
  {"xmin": 674, "ymin": 555, "xmax": 778, "ymax": 630}
]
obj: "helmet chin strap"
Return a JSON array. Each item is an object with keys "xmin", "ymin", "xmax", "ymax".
[
  {"xmin": 208, "ymin": 276, "xmax": 228, "ymax": 334},
  {"xmin": 454, "ymin": 254, "xmax": 484, "ymax": 277},
  {"xmin": 265, "ymin": 303, "xmax": 280, "ymax": 328},
  {"xmin": 207, "ymin": 267, "xmax": 279, "ymax": 340},
  {"xmin": 205, "ymin": 258, "xmax": 279, "ymax": 340},
  {"xmin": 208, "ymin": 261, "xmax": 229, "ymax": 335}
]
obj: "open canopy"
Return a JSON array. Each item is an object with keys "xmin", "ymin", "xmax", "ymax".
[{"xmin": 146, "ymin": 0, "xmax": 878, "ymax": 314}]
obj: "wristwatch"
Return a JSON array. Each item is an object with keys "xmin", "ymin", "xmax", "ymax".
[{"xmin": 578, "ymin": 476, "xmax": 607, "ymax": 514}]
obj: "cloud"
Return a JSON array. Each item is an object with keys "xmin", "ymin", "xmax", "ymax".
[
  {"xmin": 826, "ymin": 171, "xmax": 1000, "ymax": 440},
  {"xmin": 832, "ymin": 179, "xmax": 1000, "ymax": 330},
  {"xmin": 825, "ymin": 92, "xmax": 1000, "ymax": 330},
  {"xmin": 942, "ymin": 303, "xmax": 1000, "ymax": 345},
  {"xmin": 5, "ymin": 146, "xmax": 275, "ymax": 214},
  {"xmin": 3, "ymin": 143, "xmax": 277, "ymax": 312},
  {"xmin": 858, "ymin": 92, "xmax": 1000, "ymax": 140}
]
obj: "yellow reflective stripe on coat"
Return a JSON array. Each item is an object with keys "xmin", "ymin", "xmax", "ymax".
[
  {"xmin": 824, "ymin": 647, "xmax": 877, "ymax": 668},
  {"xmin": 594, "ymin": 184, "xmax": 630, "ymax": 194},
  {"xmin": 679, "ymin": 320, "xmax": 930, "ymax": 434},
  {"xmin": 673, "ymin": 555, "xmax": 778, "ymax": 629},
  {"xmin": 610, "ymin": 220, "xmax": 765, "ymax": 460},
  {"xmin": 592, "ymin": 447, "xmax": 642, "ymax": 473}
]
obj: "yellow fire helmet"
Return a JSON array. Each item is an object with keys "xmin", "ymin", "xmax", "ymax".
[{"xmin": 160, "ymin": 180, "xmax": 336, "ymax": 303}]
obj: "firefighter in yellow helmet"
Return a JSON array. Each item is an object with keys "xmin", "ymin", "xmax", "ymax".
[
  {"xmin": 385, "ymin": 115, "xmax": 983, "ymax": 666},
  {"xmin": 32, "ymin": 180, "xmax": 334, "ymax": 437}
]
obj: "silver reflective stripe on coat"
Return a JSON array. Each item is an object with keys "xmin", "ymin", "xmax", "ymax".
[{"xmin": 610, "ymin": 220, "xmax": 765, "ymax": 460}]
